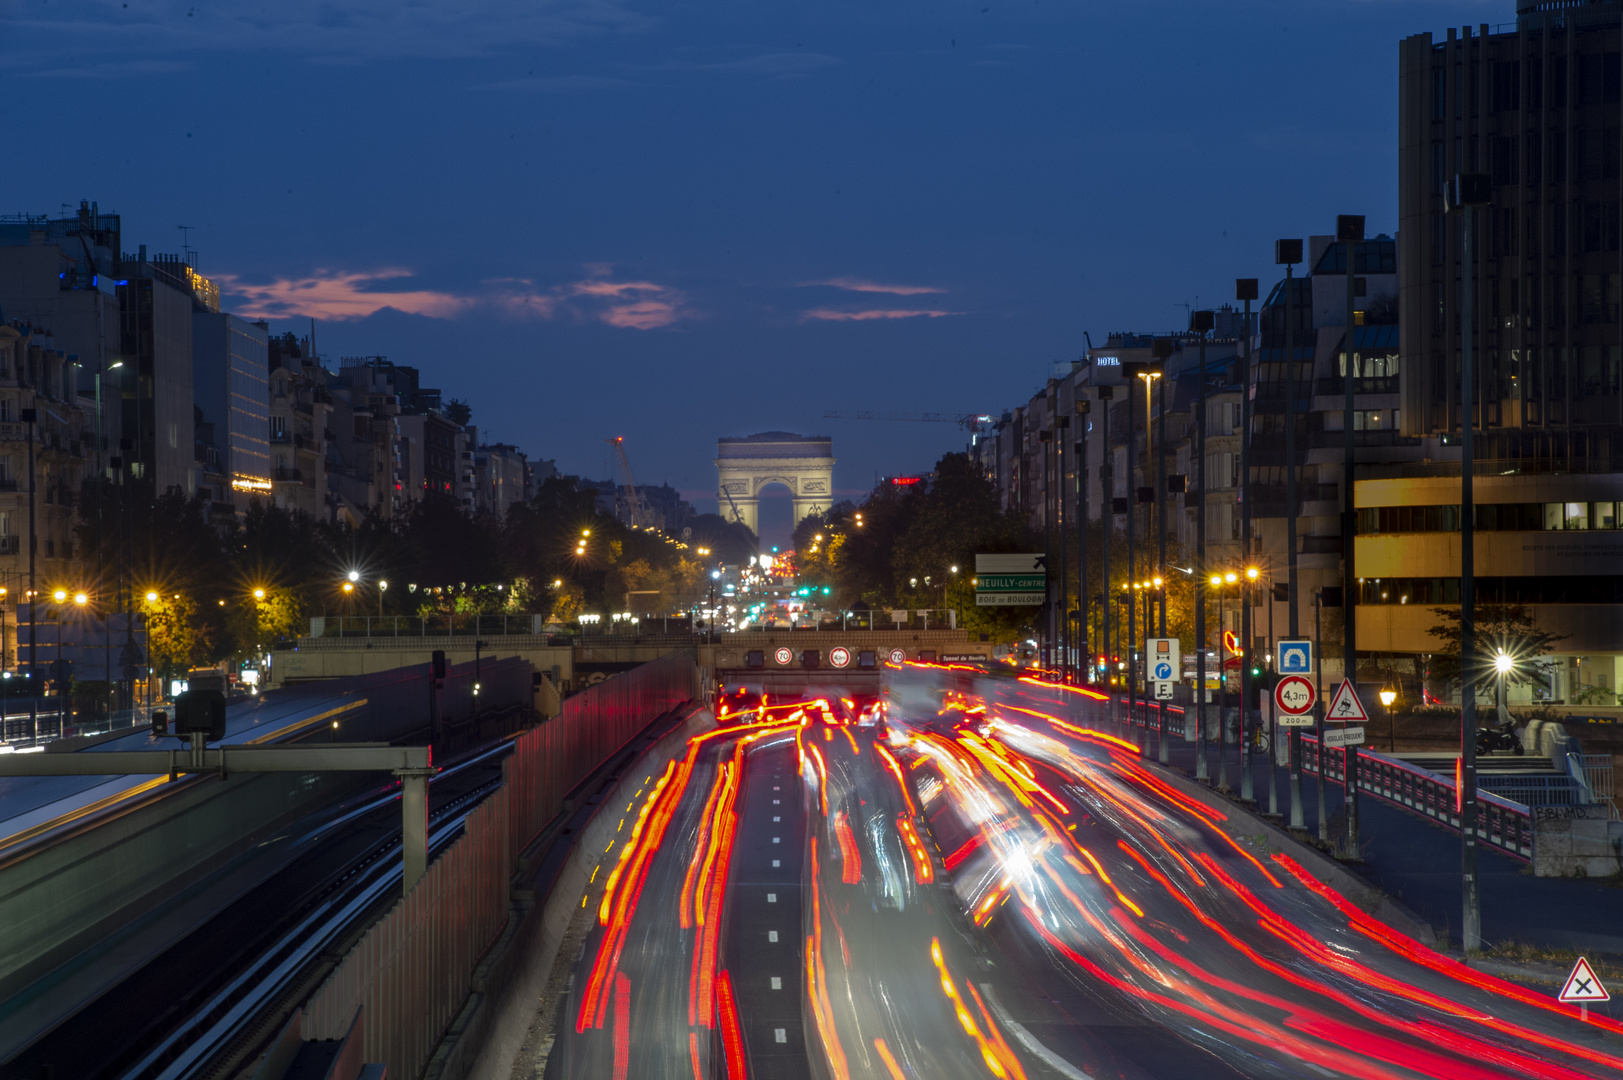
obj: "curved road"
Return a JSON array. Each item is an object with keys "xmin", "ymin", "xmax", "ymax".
[{"xmin": 544, "ymin": 675, "xmax": 1623, "ymax": 1079}]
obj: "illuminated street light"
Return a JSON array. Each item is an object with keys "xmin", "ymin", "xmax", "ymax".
[
  {"xmin": 253, "ymin": 588, "xmax": 266, "ymax": 600},
  {"xmin": 1495, "ymin": 651, "xmax": 1514, "ymax": 675},
  {"xmin": 74, "ymin": 593, "xmax": 88, "ymax": 605},
  {"xmin": 52, "ymin": 590, "xmax": 66, "ymax": 603},
  {"xmin": 1209, "ymin": 574, "xmax": 1223, "ymax": 587},
  {"xmin": 347, "ymin": 570, "xmax": 360, "ymax": 583},
  {"xmin": 1224, "ymin": 572, "xmax": 1237, "ymax": 585},
  {"xmin": 342, "ymin": 583, "xmax": 355, "ymax": 594},
  {"xmin": 1245, "ymin": 566, "xmax": 1260, "ymax": 582},
  {"xmin": 145, "ymin": 591, "xmax": 159, "ymax": 603}
]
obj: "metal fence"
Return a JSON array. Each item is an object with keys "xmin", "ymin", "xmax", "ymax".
[
  {"xmin": 300, "ymin": 649, "xmax": 700, "ymax": 1078},
  {"xmin": 1581, "ymin": 753, "xmax": 1619, "ymax": 820},
  {"xmin": 1302, "ymin": 734, "xmax": 1536, "ymax": 861},
  {"xmin": 309, "ymin": 614, "xmax": 549, "ymax": 639}
]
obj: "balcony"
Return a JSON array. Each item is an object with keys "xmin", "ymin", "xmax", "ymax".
[
  {"xmin": 274, "ymin": 466, "xmax": 304, "ymax": 482},
  {"xmin": 0, "ymin": 536, "xmax": 19, "ymax": 555}
]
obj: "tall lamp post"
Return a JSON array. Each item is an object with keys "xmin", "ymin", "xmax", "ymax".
[
  {"xmin": 1075, "ymin": 400, "xmax": 1090, "ymax": 685},
  {"xmin": 1448, "ymin": 173, "xmax": 1492, "ymax": 953},
  {"xmin": 1336, "ymin": 212, "xmax": 1366, "ymax": 856},
  {"xmin": 1211, "ymin": 570, "xmax": 1238, "ymax": 790},
  {"xmin": 1191, "ymin": 308, "xmax": 1216, "ymax": 780},
  {"xmin": 1276, "ymin": 239, "xmax": 1307, "ymax": 830},
  {"xmin": 1241, "ymin": 563, "xmax": 1259, "ymax": 802}
]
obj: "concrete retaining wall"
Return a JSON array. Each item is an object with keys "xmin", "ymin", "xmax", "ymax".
[
  {"xmin": 430, "ymin": 705, "xmax": 717, "ymax": 1080},
  {"xmin": 1532, "ymin": 814, "xmax": 1623, "ymax": 878}
]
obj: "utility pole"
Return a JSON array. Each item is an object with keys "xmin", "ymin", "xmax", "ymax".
[
  {"xmin": 1097, "ymin": 387, "xmax": 1113, "ymax": 711},
  {"xmin": 1075, "ymin": 400, "xmax": 1090, "ymax": 685},
  {"xmin": 1192, "ymin": 309, "xmax": 1215, "ymax": 782},
  {"xmin": 1040, "ymin": 428, "xmax": 1054, "ymax": 671},
  {"xmin": 1124, "ymin": 374, "xmax": 1139, "ymax": 754},
  {"xmin": 1152, "ymin": 338, "xmax": 1171, "ymax": 764},
  {"xmin": 1316, "ymin": 587, "xmax": 1328, "ymax": 841},
  {"xmin": 1238, "ymin": 283, "xmax": 1256, "ymax": 803},
  {"xmin": 1450, "ymin": 173, "xmax": 1492, "ymax": 952},
  {"xmin": 1058, "ymin": 414, "xmax": 1071, "ymax": 682},
  {"xmin": 22, "ymin": 408, "xmax": 36, "ymax": 710},
  {"xmin": 1277, "ymin": 239, "xmax": 1306, "ymax": 830},
  {"xmin": 1338, "ymin": 213, "xmax": 1365, "ymax": 855}
]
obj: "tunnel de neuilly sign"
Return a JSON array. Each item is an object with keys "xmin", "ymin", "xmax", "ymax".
[{"xmin": 975, "ymin": 553, "xmax": 1047, "ymax": 606}]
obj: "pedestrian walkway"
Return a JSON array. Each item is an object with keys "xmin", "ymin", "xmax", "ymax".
[{"xmin": 1140, "ymin": 736, "xmax": 1623, "ymax": 959}]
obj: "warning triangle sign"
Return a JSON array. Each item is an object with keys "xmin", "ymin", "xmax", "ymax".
[
  {"xmin": 1325, "ymin": 679, "xmax": 1368, "ymax": 722},
  {"xmin": 1559, "ymin": 957, "xmax": 1611, "ymax": 1003}
]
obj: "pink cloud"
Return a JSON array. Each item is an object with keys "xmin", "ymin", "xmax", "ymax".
[
  {"xmin": 804, "ymin": 277, "xmax": 945, "ymax": 296},
  {"xmin": 801, "ymin": 308, "xmax": 960, "ymax": 322},
  {"xmin": 216, "ymin": 269, "xmax": 475, "ymax": 321},
  {"xmin": 218, "ymin": 267, "xmax": 688, "ymax": 329}
]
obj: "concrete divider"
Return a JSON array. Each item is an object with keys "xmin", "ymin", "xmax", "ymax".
[{"xmin": 437, "ymin": 705, "xmax": 717, "ymax": 1080}]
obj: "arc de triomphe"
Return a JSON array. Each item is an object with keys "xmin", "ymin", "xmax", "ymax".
[{"xmin": 715, "ymin": 432, "xmax": 835, "ymax": 537}]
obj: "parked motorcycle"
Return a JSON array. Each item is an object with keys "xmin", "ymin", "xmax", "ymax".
[{"xmin": 1475, "ymin": 717, "xmax": 1524, "ymax": 756}]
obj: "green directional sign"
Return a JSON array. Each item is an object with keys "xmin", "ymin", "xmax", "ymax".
[{"xmin": 975, "ymin": 553, "xmax": 1046, "ymax": 607}]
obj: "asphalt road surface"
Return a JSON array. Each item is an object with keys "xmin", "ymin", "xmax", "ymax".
[{"xmin": 545, "ymin": 674, "xmax": 1623, "ymax": 1079}]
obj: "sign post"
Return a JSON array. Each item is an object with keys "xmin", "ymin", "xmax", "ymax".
[
  {"xmin": 1146, "ymin": 638, "xmax": 1180, "ymax": 762},
  {"xmin": 1558, "ymin": 956, "xmax": 1610, "ymax": 1022},
  {"xmin": 1323, "ymin": 678, "xmax": 1369, "ymax": 755}
]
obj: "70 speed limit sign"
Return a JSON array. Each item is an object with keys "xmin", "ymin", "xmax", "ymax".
[{"xmin": 1274, "ymin": 675, "xmax": 1316, "ymax": 722}]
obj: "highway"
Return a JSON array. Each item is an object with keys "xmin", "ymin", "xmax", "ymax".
[{"xmin": 545, "ymin": 670, "xmax": 1623, "ymax": 1079}]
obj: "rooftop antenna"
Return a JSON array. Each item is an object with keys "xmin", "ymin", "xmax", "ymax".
[{"xmin": 177, "ymin": 224, "xmax": 196, "ymax": 265}]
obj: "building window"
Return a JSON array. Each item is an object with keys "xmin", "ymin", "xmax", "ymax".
[
  {"xmin": 1431, "ymin": 142, "xmax": 1446, "ymax": 194},
  {"xmin": 1549, "ymin": 131, "xmax": 1567, "ymax": 184},
  {"xmin": 1432, "ymin": 67, "xmax": 1447, "ymax": 121}
]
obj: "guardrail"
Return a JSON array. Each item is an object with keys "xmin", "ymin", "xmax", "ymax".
[{"xmin": 1303, "ymin": 734, "xmax": 1535, "ymax": 861}]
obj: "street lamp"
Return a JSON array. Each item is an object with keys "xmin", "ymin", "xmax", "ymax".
[{"xmin": 1380, "ymin": 687, "xmax": 1399, "ymax": 752}]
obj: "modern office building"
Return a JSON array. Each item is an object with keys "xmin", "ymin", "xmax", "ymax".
[
  {"xmin": 1390, "ymin": 7, "xmax": 1623, "ymax": 704},
  {"xmin": 193, "ymin": 312, "xmax": 270, "ymax": 514}
]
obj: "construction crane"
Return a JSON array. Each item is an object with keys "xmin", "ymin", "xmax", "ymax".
[
  {"xmin": 607, "ymin": 437, "xmax": 655, "ymax": 529},
  {"xmin": 823, "ymin": 410, "xmax": 994, "ymax": 434}
]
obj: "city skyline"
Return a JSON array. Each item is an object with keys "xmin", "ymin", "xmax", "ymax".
[{"xmin": 2, "ymin": 0, "xmax": 1493, "ymax": 504}]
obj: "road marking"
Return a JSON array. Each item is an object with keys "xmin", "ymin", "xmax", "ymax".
[
  {"xmin": 773, "ymin": 816, "xmax": 781, "ymax": 822},
  {"xmin": 773, "ymin": 786, "xmax": 780, "ymax": 790},
  {"xmin": 775, "ymin": 1029, "xmax": 787, "ymax": 1043},
  {"xmin": 767, "ymin": 893, "xmax": 777, "ymax": 902},
  {"xmin": 771, "ymin": 976, "xmax": 782, "ymax": 990},
  {"xmin": 773, "ymin": 837, "xmax": 780, "ymax": 844},
  {"xmin": 772, "ymin": 859, "xmax": 780, "ymax": 867},
  {"xmin": 768, "ymin": 930, "xmax": 779, "ymax": 942},
  {"xmin": 773, "ymin": 799, "xmax": 780, "ymax": 805}
]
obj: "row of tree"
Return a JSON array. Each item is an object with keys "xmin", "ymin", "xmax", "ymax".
[{"xmin": 70, "ymin": 476, "xmax": 757, "ymax": 678}]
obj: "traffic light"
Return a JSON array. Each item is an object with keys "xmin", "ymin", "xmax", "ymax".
[{"xmin": 431, "ymin": 649, "xmax": 446, "ymax": 686}]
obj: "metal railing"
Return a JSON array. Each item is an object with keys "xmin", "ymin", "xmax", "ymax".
[
  {"xmin": 1303, "ymin": 734, "xmax": 1535, "ymax": 861},
  {"xmin": 309, "ymin": 614, "xmax": 548, "ymax": 638},
  {"xmin": 0, "ymin": 703, "xmax": 157, "ymax": 748}
]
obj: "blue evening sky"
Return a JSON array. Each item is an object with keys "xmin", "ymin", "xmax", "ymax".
[{"xmin": 3, "ymin": 0, "xmax": 1496, "ymax": 543}]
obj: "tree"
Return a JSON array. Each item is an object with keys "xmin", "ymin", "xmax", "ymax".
[
  {"xmin": 444, "ymin": 398, "xmax": 472, "ymax": 426},
  {"xmin": 1425, "ymin": 604, "xmax": 1565, "ymax": 697}
]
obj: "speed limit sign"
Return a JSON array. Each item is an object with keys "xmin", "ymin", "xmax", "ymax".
[
  {"xmin": 773, "ymin": 647, "xmax": 794, "ymax": 666},
  {"xmin": 888, "ymin": 648, "xmax": 907, "ymax": 664},
  {"xmin": 1274, "ymin": 675, "xmax": 1316, "ymax": 722}
]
